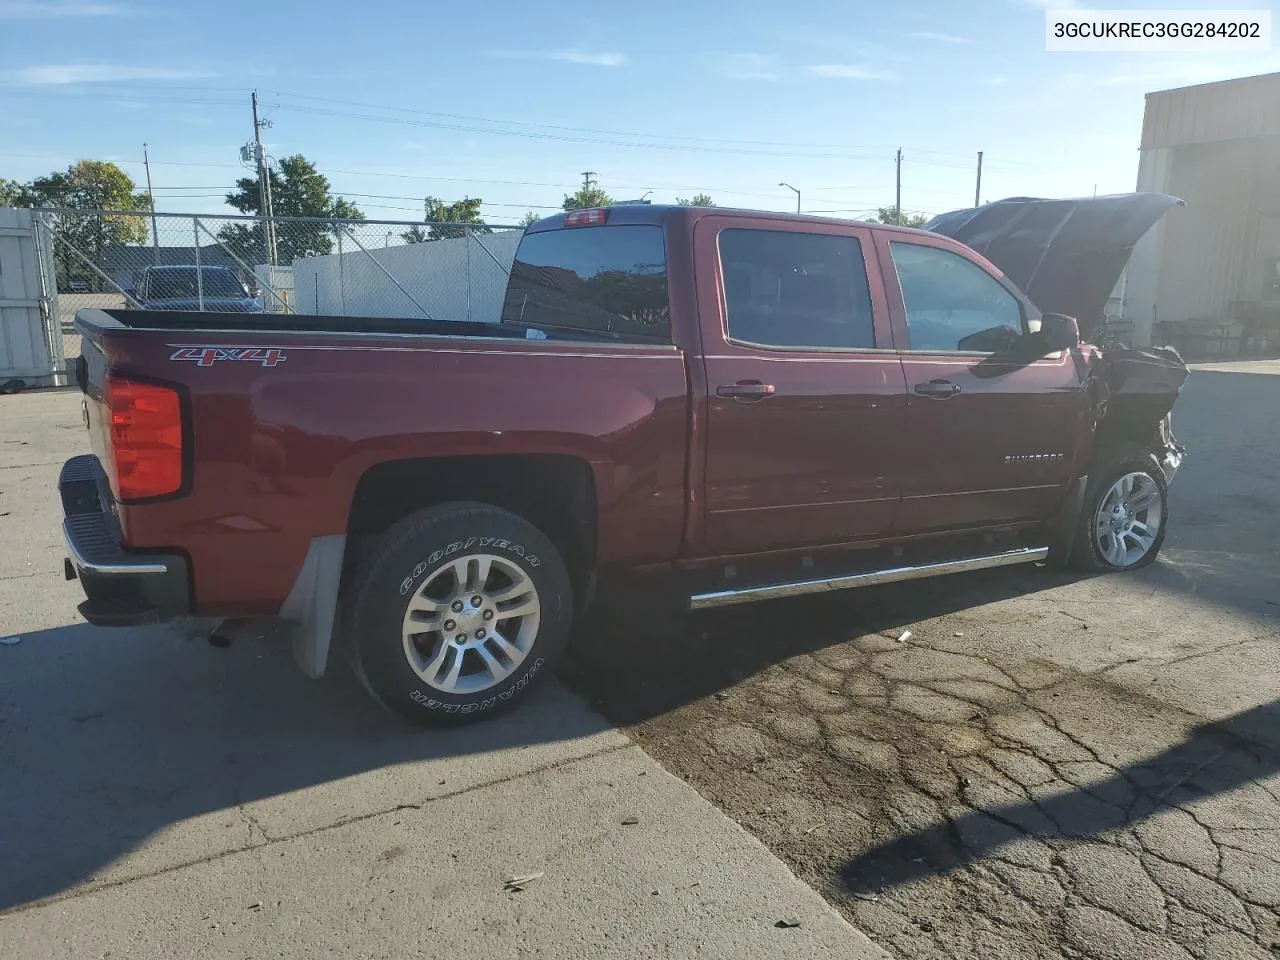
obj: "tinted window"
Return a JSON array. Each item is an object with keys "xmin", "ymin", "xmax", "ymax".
[
  {"xmin": 889, "ymin": 243, "xmax": 1024, "ymax": 352},
  {"xmin": 146, "ymin": 268, "xmax": 244, "ymax": 300},
  {"xmin": 501, "ymin": 225, "xmax": 670, "ymax": 341},
  {"xmin": 719, "ymin": 229, "xmax": 875, "ymax": 349}
]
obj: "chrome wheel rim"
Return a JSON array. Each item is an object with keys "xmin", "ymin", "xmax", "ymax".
[
  {"xmin": 401, "ymin": 553, "xmax": 541, "ymax": 694},
  {"xmin": 1093, "ymin": 471, "xmax": 1163, "ymax": 568}
]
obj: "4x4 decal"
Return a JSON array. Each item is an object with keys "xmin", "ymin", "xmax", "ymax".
[{"xmin": 169, "ymin": 346, "xmax": 286, "ymax": 368}]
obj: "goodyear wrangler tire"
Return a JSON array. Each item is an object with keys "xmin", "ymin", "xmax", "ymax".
[{"xmin": 343, "ymin": 502, "xmax": 572, "ymax": 725}]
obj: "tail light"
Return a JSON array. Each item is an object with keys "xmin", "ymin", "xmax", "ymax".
[
  {"xmin": 564, "ymin": 208, "xmax": 609, "ymax": 227},
  {"xmin": 105, "ymin": 376, "xmax": 184, "ymax": 501}
]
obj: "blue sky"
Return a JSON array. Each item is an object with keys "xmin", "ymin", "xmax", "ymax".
[{"xmin": 1, "ymin": 0, "xmax": 1277, "ymax": 225}]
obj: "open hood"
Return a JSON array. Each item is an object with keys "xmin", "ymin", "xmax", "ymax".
[{"xmin": 924, "ymin": 192, "xmax": 1184, "ymax": 340}]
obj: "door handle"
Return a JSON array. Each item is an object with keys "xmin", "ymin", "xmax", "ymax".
[
  {"xmin": 716, "ymin": 380, "xmax": 776, "ymax": 401},
  {"xmin": 914, "ymin": 379, "xmax": 961, "ymax": 399}
]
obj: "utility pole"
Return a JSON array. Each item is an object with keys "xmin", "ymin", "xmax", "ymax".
[
  {"xmin": 895, "ymin": 148, "xmax": 903, "ymax": 225},
  {"xmin": 580, "ymin": 171, "xmax": 597, "ymax": 191},
  {"xmin": 975, "ymin": 151, "xmax": 984, "ymax": 208},
  {"xmin": 252, "ymin": 90, "xmax": 277, "ymax": 266},
  {"xmin": 142, "ymin": 142, "xmax": 159, "ymax": 265}
]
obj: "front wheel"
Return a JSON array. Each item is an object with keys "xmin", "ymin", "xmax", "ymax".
[
  {"xmin": 1069, "ymin": 445, "xmax": 1169, "ymax": 573},
  {"xmin": 342, "ymin": 502, "xmax": 573, "ymax": 725}
]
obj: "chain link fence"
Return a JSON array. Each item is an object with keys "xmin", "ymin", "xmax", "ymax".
[{"xmin": 33, "ymin": 209, "xmax": 524, "ymax": 370}]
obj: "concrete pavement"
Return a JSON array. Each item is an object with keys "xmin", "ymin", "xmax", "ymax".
[{"xmin": 0, "ymin": 388, "xmax": 885, "ymax": 959}]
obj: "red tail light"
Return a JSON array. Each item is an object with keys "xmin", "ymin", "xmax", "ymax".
[
  {"xmin": 564, "ymin": 208, "xmax": 609, "ymax": 227},
  {"xmin": 106, "ymin": 376, "xmax": 184, "ymax": 501}
]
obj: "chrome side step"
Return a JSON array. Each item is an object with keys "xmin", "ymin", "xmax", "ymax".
[{"xmin": 688, "ymin": 547, "xmax": 1050, "ymax": 611}]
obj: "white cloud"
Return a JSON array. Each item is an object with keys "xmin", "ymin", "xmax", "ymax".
[
  {"xmin": 718, "ymin": 53, "xmax": 779, "ymax": 81},
  {"xmin": 809, "ymin": 64, "xmax": 897, "ymax": 81},
  {"xmin": 0, "ymin": 0, "xmax": 126, "ymax": 17},
  {"xmin": 487, "ymin": 49, "xmax": 626, "ymax": 67},
  {"xmin": 912, "ymin": 31, "xmax": 973, "ymax": 44},
  {"xmin": 9, "ymin": 64, "xmax": 214, "ymax": 84}
]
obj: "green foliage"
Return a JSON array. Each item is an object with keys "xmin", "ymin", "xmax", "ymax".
[
  {"xmin": 0, "ymin": 178, "xmax": 34, "ymax": 207},
  {"xmin": 518, "ymin": 211, "xmax": 541, "ymax": 227},
  {"xmin": 22, "ymin": 161, "xmax": 151, "ymax": 281},
  {"xmin": 676, "ymin": 194, "xmax": 715, "ymax": 207},
  {"xmin": 562, "ymin": 184, "xmax": 613, "ymax": 211},
  {"xmin": 868, "ymin": 206, "xmax": 929, "ymax": 228},
  {"xmin": 220, "ymin": 154, "xmax": 365, "ymax": 263},
  {"xmin": 402, "ymin": 196, "xmax": 491, "ymax": 242}
]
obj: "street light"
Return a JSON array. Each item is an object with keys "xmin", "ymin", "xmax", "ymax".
[{"xmin": 778, "ymin": 182, "xmax": 800, "ymax": 214}]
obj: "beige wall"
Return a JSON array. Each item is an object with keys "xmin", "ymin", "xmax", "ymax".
[{"xmin": 1126, "ymin": 136, "xmax": 1280, "ymax": 344}]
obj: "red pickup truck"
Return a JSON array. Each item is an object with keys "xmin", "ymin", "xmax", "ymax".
[{"xmin": 60, "ymin": 198, "xmax": 1188, "ymax": 723}]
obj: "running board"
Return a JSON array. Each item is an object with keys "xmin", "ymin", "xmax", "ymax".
[{"xmin": 688, "ymin": 547, "xmax": 1050, "ymax": 611}]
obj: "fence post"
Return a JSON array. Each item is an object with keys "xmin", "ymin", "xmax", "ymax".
[
  {"xmin": 336, "ymin": 222, "xmax": 347, "ymax": 315},
  {"xmin": 193, "ymin": 216, "xmax": 204, "ymax": 310},
  {"xmin": 465, "ymin": 225, "xmax": 472, "ymax": 322}
]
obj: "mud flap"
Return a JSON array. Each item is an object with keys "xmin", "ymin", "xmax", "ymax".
[{"xmin": 279, "ymin": 534, "xmax": 347, "ymax": 679}]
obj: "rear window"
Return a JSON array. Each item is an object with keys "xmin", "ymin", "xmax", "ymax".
[
  {"xmin": 501, "ymin": 225, "xmax": 671, "ymax": 342},
  {"xmin": 145, "ymin": 268, "xmax": 245, "ymax": 300}
]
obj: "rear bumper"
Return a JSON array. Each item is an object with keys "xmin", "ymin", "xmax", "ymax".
[{"xmin": 60, "ymin": 455, "xmax": 190, "ymax": 626}]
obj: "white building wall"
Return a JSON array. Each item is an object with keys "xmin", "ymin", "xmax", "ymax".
[
  {"xmin": 1123, "ymin": 147, "xmax": 1174, "ymax": 346},
  {"xmin": 290, "ymin": 230, "xmax": 521, "ymax": 322}
]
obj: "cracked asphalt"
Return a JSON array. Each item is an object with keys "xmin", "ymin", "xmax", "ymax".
[{"xmin": 564, "ymin": 361, "xmax": 1280, "ymax": 959}]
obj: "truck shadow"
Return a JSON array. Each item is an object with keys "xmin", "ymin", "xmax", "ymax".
[
  {"xmin": 834, "ymin": 698, "xmax": 1280, "ymax": 900},
  {"xmin": 0, "ymin": 620, "xmax": 613, "ymax": 913}
]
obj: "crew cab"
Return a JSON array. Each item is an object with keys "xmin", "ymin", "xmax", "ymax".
[{"xmin": 59, "ymin": 198, "xmax": 1188, "ymax": 723}]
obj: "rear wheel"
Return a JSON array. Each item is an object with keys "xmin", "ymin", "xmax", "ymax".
[
  {"xmin": 342, "ymin": 502, "xmax": 572, "ymax": 725},
  {"xmin": 1069, "ymin": 445, "xmax": 1169, "ymax": 572}
]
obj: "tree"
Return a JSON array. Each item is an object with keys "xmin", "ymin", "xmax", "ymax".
[
  {"xmin": 518, "ymin": 211, "xmax": 540, "ymax": 227},
  {"xmin": 220, "ymin": 154, "xmax": 364, "ymax": 263},
  {"xmin": 402, "ymin": 196, "xmax": 490, "ymax": 243},
  {"xmin": 676, "ymin": 194, "xmax": 715, "ymax": 207},
  {"xmin": 563, "ymin": 184, "xmax": 612, "ymax": 211},
  {"xmin": 25, "ymin": 161, "xmax": 151, "ymax": 285},
  {"xmin": 868, "ymin": 206, "xmax": 929, "ymax": 228},
  {"xmin": 0, "ymin": 178, "xmax": 34, "ymax": 207}
]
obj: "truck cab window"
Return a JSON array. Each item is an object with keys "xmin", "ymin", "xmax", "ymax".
[
  {"xmin": 718, "ymin": 229, "xmax": 875, "ymax": 350},
  {"xmin": 501, "ymin": 225, "xmax": 671, "ymax": 342},
  {"xmin": 889, "ymin": 242, "xmax": 1025, "ymax": 353}
]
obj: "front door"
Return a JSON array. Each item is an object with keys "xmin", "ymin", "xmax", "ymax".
[
  {"xmin": 874, "ymin": 233, "xmax": 1091, "ymax": 535},
  {"xmin": 695, "ymin": 216, "xmax": 909, "ymax": 556}
]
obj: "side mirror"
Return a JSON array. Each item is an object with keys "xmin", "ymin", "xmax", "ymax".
[{"xmin": 1040, "ymin": 312, "xmax": 1080, "ymax": 353}]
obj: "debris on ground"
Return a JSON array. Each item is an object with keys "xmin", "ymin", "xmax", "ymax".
[
  {"xmin": 247, "ymin": 902, "xmax": 262, "ymax": 911},
  {"xmin": 503, "ymin": 872, "xmax": 544, "ymax": 892},
  {"xmin": 0, "ymin": 635, "xmax": 21, "ymax": 646},
  {"xmin": 897, "ymin": 630, "xmax": 912, "ymax": 644},
  {"xmin": 714, "ymin": 692, "xmax": 730, "ymax": 700},
  {"xmin": 621, "ymin": 816, "xmax": 640, "ymax": 826},
  {"xmin": 774, "ymin": 918, "xmax": 802, "ymax": 929}
]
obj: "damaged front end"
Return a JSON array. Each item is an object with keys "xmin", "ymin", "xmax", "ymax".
[
  {"xmin": 1090, "ymin": 343, "xmax": 1189, "ymax": 485},
  {"xmin": 926, "ymin": 191, "xmax": 1190, "ymax": 482}
]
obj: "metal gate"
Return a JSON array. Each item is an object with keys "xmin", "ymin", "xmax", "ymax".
[{"xmin": 0, "ymin": 207, "xmax": 63, "ymax": 388}]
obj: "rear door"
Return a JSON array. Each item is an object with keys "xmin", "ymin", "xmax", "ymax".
[
  {"xmin": 874, "ymin": 232, "xmax": 1090, "ymax": 534},
  {"xmin": 694, "ymin": 216, "xmax": 908, "ymax": 556}
]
